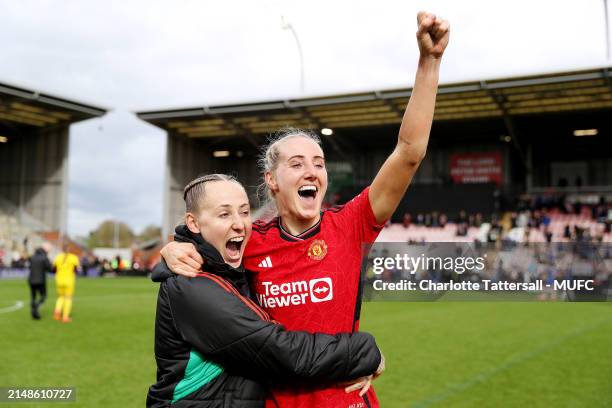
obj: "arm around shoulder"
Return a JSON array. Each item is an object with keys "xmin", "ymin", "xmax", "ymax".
[{"xmin": 166, "ymin": 275, "xmax": 381, "ymax": 382}]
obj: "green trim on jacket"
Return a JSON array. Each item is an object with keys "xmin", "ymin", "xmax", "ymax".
[{"xmin": 172, "ymin": 350, "xmax": 223, "ymax": 403}]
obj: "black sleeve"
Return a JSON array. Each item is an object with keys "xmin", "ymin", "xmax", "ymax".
[
  {"xmin": 166, "ymin": 275, "xmax": 381, "ymax": 383},
  {"xmin": 151, "ymin": 260, "xmax": 174, "ymax": 282},
  {"xmin": 44, "ymin": 256, "xmax": 52, "ymax": 273}
]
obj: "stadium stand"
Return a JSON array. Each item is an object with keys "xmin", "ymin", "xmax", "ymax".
[
  {"xmin": 377, "ymin": 213, "xmax": 611, "ymax": 244},
  {"xmin": 0, "ymin": 196, "xmax": 48, "ymax": 268},
  {"xmin": 137, "ymin": 67, "xmax": 612, "ymax": 241},
  {"xmin": 0, "ymin": 81, "xmax": 106, "ymax": 269}
]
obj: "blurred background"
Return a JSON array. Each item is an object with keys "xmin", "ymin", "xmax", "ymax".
[{"xmin": 1, "ymin": 0, "xmax": 611, "ymax": 406}]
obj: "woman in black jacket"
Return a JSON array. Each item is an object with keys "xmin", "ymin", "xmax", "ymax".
[{"xmin": 147, "ymin": 174, "xmax": 383, "ymax": 407}]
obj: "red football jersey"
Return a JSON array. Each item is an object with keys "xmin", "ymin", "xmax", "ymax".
[{"xmin": 244, "ymin": 187, "xmax": 385, "ymax": 408}]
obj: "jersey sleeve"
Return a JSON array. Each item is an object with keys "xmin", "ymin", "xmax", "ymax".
[
  {"xmin": 165, "ymin": 275, "xmax": 381, "ymax": 383},
  {"xmin": 331, "ymin": 186, "xmax": 386, "ymax": 244}
]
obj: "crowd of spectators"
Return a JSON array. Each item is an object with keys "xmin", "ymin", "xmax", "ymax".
[
  {"xmin": 397, "ymin": 194, "xmax": 611, "ymax": 244},
  {"xmin": 0, "ymin": 249, "xmax": 147, "ymax": 277},
  {"xmin": 80, "ymin": 254, "xmax": 142, "ymax": 276},
  {"xmin": 367, "ymin": 193, "xmax": 611, "ymax": 301},
  {"xmin": 399, "ymin": 210, "xmax": 502, "ymax": 241}
]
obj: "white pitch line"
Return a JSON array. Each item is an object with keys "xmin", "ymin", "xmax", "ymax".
[{"xmin": 0, "ymin": 300, "xmax": 24, "ymax": 314}]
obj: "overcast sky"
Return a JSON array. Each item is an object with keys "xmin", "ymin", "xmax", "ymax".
[{"xmin": 0, "ymin": 0, "xmax": 610, "ymax": 236}]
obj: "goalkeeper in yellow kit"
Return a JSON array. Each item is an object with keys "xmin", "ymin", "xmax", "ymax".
[{"xmin": 52, "ymin": 244, "xmax": 80, "ymax": 323}]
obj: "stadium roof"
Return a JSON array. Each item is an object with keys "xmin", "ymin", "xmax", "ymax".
[
  {"xmin": 137, "ymin": 67, "xmax": 612, "ymax": 139},
  {"xmin": 0, "ymin": 81, "xmax": 107, "ymax": 128}
]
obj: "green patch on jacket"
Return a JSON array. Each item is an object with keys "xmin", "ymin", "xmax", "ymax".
[{"xmin": 172, "ymin": 350, "xmax": 223, "ymax": 402}]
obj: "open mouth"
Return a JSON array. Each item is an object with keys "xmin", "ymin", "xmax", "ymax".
[
  {"xmin": 225, "ymin": 236, "xmax": 244, "ymax": 260},
  {"xmin": 297, "ymin": 185, "xmax": 318, "ymax": 201}
]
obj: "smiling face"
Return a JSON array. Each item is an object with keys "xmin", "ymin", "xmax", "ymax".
[
  {"xmin": 265, "ymin": 136, "xmax": 328, "ymax": 230},
  {"xmin": 185, "ymin": 180, "xmax": 252, "ymax": 267}
]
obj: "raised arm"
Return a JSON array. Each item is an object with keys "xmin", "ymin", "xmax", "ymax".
[{"xmin": 369, "ymin": 11, "xmax": 450, "ymax": 223}]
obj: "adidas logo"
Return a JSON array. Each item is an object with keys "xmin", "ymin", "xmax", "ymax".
[{"xmin": 258, "ymin": 256, "xmax": 273, "ymax": 268}]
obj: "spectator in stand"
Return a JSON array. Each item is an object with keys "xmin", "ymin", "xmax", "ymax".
[
  {"xmin": 563, "ymin": 224, "xmax": 572, "ymax": 239},
  {"xmin": 102, "ymin": 259, "xmax": 112, "ymax": 275},
  {"xmin": 81, "ymin": 254, "xmax": 91, "ymax": 277},
  {"xmin": 595, "ymin": 197, "xmax": 608, "ymax": 223},
  {"xmin": 541, "ymin": 209, "xmax": 551, "ymax": 229},
  {"xmin": 534, "ymin": 210, "xmax": 542, "ymax": 228},
  {"xmin": 11, "ymin": 251, "xmax": 26, "ymax": 268},
  {"xmin": 574, "ymin": 225, "xmax": 584, "ymax": 241},
  {"xmin": 431, "ymin": 211, "xmax": 439, "ymax": 227},
  {"xmin": 112, "ymin": 255, "xmax": 122, "ymax": 273},
  {"xmin": 574, "ymin": 201, "xmax": 582, "ymax": 215},
  {"xmin": 544, "ymin": 227, "xmax": 553, "ymax": 243},
  {"xmin": 402, "ymin": 213, "xmax": 412, "ymax": 228},
  {"xmin": 563, "ymin": 199, "xmax": 573, "ymax": 214},
  {"xmin": 456, "ymin": 210, "xmax": 468, "ymax": 237},
  {"xmin": 457, "ymin": 210, "xmax": 467, "ymax": 224},
  {"xmin": 120, "ymin": 258, "xmax": 131, "ymax": 271},
  {"xmin": 439, "ymin": 213, "xmax": 448, "ymax": 228},
  {"xmin": 510, "ymin": 212, "xmax": 518, "ymax": 228},
  {"xmin": 516, "ymin": 211, "xmax": 528, "ymax": 228},
  {"xmin": 89, "ymin": 256, "xmax": 101, "ymax": 277},
  {"xmin": 488, "ymin": 216, "xmax": 502, "ymax": 242},
  {"xmin": 523, "ymin": 227, "xmax": 531, "ymax": 244},
  {"xmin": 468, "ymin": 214, "xmax": 475, "ymax": 227},
  {"xmin": 475, "ymin": 213, "xmax": 483, "ymax": 228}
]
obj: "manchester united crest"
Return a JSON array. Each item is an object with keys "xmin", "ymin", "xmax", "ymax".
[{"xmin": 307, "ymin": 239, "xmax": 328, "ymax": 261}]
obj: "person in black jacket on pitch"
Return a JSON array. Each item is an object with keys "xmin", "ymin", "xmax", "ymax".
[
  {"xmin": 27, "ymin": 243, "xmax": 52, "ymax": 320},
  {"xmin": 147, "ymin": 174, "xmax": 384, "ymax": 408}
]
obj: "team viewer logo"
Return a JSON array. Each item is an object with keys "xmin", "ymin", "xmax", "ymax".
[
  {"xmin": 308, "ymin": 239, "xmax": 328, "ymax": 261},
  {"xmin": 257, "ymin": 277, "xmax": 334, "ymax": 308},
  {"xmin": 309, "ymin": 277, "xmax": 333, "ymax": 302}
]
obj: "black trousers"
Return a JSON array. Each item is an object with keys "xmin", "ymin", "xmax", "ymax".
[{"xmin": 29, "ymin": 282, "xmax": 47, "ymax": 313}]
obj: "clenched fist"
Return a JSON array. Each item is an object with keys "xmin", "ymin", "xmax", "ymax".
[{"xmin": 416, "ymin": 11, "xmax": 450, "ymax": 59}]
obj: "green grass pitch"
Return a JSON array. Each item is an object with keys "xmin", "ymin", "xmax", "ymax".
[{"xmin": 1, "ymin": 278, "xmax": 611, "ymax": 407}]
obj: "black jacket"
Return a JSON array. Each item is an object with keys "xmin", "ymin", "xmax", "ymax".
[
  {"xmin": 28, "ymin": 248, "xmax": 51, "ymax": 285},
  {"xmin": 147, "ymin": 226, "xmax": 381, "ymax": 408}
]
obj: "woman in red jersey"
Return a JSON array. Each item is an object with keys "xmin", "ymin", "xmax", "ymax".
[
  {"xmin": 148, "ymin": 175, "xmax": 384, "ymax": 407},
  {"xmin": 161, "ymin": 11, "xmax": 449, "ymax": 408}
]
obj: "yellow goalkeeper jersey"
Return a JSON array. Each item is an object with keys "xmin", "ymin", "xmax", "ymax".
[{"xmin": 53, "ymin": 252, "xmax": 80, "ymax": 282}]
